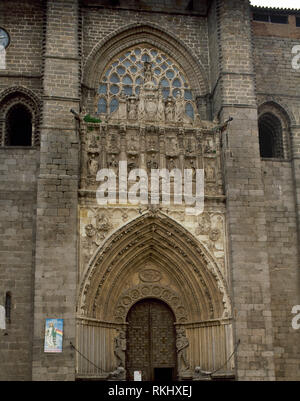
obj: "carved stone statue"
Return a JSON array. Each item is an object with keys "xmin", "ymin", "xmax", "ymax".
[
  {"xmin": 165, "ymin": 97, "xmax": 174, "ymax": 122},
  {"xmin": 143, "ymin": 62, "xmax": 155, "ymax": 90},
  {"xmin": 176, "ymin": 327, "xmax": 190, "ymax": 376},
  {"xmin": 205, "ymin": 165, "xmax": 215, "ymax": 182},
  {"xmin": 157, "ymin": 88, "xmax": 165, "ymax": 122},
  {"xmin": 138, "ymin": 87, "xmax": 146, "ymax": 120},
  {"xmin": 114, "ymin": 329, "xmax": 126, "ymax": 368},
  {"xmin": 87, "ymin": 152, "xmax": 99, "ymax": 178},
  {"xmin": 174, "ymin": 91, "xmax": 185, "ymax": 123},
  {"xmin": 128, "ymin": 97, "xmax": 137, "ymax": 120}
]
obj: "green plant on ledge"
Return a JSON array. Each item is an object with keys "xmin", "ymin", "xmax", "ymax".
[{"xmin": 83, "ymin": 114, "xmax": 102, "ymax": 123}]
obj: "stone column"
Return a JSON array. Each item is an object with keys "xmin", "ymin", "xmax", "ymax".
[
  {"xmin": 32, "ymin": 0, "xmax": 80, "ymax": 380},
  {"xmin": 211, "ymin": 0, "xmax": 276, "ymax": 380}
]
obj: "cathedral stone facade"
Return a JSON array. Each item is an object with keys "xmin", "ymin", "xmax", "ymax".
[{"xmin": 0, "ymin": 0, "xmax": 299, "ymax": 381}]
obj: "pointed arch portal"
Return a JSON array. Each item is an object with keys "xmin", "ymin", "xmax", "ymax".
[{"xmin": 76, "ymin": 212, "xmax": 234, "ymax": 380}]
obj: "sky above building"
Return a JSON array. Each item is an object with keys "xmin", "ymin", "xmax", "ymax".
[{"xmin": 250, "ymin": 0, "xmax": 300, "ymax": 8}]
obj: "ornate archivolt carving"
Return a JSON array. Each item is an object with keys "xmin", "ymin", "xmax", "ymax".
[
  {"xmin": 78, "ymin": 211, "xmax": 232, "ymax": 322},
  {"xmin": 114, "ymin": 284, "xmax": 187, "ymax": 323}
]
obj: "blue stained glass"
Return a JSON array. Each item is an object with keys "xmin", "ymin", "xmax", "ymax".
[
  {"xmin": 174, "ymin": 66, "xmax": 179, "ymax": 72},
  {"xmin": 112, "ymin": 61, "xmax": 118, "ymax": 67},
  {"xmin": 98, "ymin": 98, "xmax": 107, "ymax": 114},
  {"xmin": 119, "ymin": 55, "xmax": 125, "ymax": 62},
  {"xmin": 103, "ymin": 77, "xmax": 107, "ymax": 82},
  {"xmin": 98, "ymin": 84, "xmax": 107, "ymax": 94},
  {"xmin": 172, "ymin": 88, "xmax": 181, "ymax": 97},
  {"xmin": 142, "ymin": 53, "xmax": 150, "ymax": 62},
  {"xmin": 117, "ymin": 66, "xmax": 126, "ymax": 75},
  {"xmin": 123, "ymin": 86, "xmax": 132, "ymax": 96},
  {"xmin": 156, "ymin": 57, "xmax": 162, "ymax": 63},
  {"xmin": 184, "ymin": 90, "xmax": 192, "ymax": 100},
  {"xmin": 151, "ymin": 50, "xmax": 158, "ymax": 57},
  {"xmin": 125, "ymin": 52, "xmax": 130, "ymax": 57},
  {"xmin": 110, "ymin": 98, "xmax": 119, "ymax": 113},
  {"xmin": 162, "ymin": 88, "xmax": 170, "ymax": 99},
  {"xmin": 131, "ymin": 55, "xmax": 136, "ymax": 62},
  {"xmin": 180, "ymin": 73, "xmax": 186, "ymax": 82},
  {"xmin": 135, "ymin": 86, "xmax": 140, "ymax": 95},
  {"xmin": 134, "ymin": 48, "xmax": 141, "ymax": 55},
  {"xmin": 185, "ymin": 103, "xmax": 194, "ymax": 120},
  {"xmin": 172, "ymin": 78, "xmax": 181, "ymax": 88},
  {"xmin": 130, "ymin": 66, "xmax": 137, "ymax": 74},
  {"xmin": 105, "ymin": 67, "xmax": 112, "ymax": 77},
  {"xmin": 122, "ymin": 75, "xmax": 133, "ymax": 85},
  {"xmin": 161, "ymin": 63, "xmax": 167, "ymax": 70},
  {"xmin": 166, "ymin": 59, "xmax": 172, "ymax": 65},
  {"xmin": 166, "ymin": 70, "xmax": 174, "ymax": 79},
  {"xmin": 161, "ymin": 54, "xmax": 167, "ymax": 60},
  {"xmin": 137, "ymin": 62, "xmax": 143, "ymax": 69},
  {"xmin": 110, "ymin": 73, "xmax": 120, "ymax": 83},
  {"xmin": 123, "ymin": 59, "xmax": 132, "ymax": 68},
  {"xmin": 160, "ymin": 78, "xmax": 169, "ymax": 87},
  {"xmin": 110, "ymin": 84, "xmax": 119, "ymax": 94},
  {"xmin": 136, "ymin": 77, "xmax": 143, "ymax": 85},
  {"xmin": 154, "ymin": 68, "xmax": 161, "ymax": 76}
]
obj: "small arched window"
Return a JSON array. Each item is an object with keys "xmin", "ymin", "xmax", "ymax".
[
  {"xmin": 5, "ymin": 292, "xmax": 11, "ymax": 323},
  {"xmin": 258, "ymin": 113, "xmax": 284, "ymax": 159},
  {"xmin": 5, "ymin": 104, "xmax": 32, "ymax": 146}
]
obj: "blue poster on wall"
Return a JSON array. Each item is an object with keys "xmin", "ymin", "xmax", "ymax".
[{"xmin": 44, "ymin": 319, "xmax": 63, "ymax": 353}]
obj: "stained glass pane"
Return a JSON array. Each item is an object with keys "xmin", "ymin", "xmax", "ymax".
[
  {"xmin": 166, "ymin": 70, "xmax": 174, "ymax": 79},
  {"xmin": 160, "ymin": 78, "xmax": 169, "ymax": 87},
  {"xmin": 123, "ymin": 86, "xmax": 132, "ymax": 96},
  {"xmin": 117, "ymin": 66, "xmax": 126, "ymax": 75},
  {"xmin": 123, "ymin": 59, "xmax": 132, "ymax": 68},
  {"xmin": 185, "ymin": 103, "xmax": 194, "ymax": 120},
  {"xmin": 98, "ymin": 84, "xmax": 107, "ymax": 94},
  {"xmin": 110, "ymin": 84, "xmax": 119, "ymax": 94},
  {"xmin": 162, "ymin": 88, "xmax": 170, "ymax": 99},
  {"xmin": 184, "ymin": 90, "xmax": 192, "ymax": 100},
  {"xmin": 110, "ymin": 98, "xmax": 119, "ymax": 113},
  {"xmin": 122, "ymin": 75, "xmax": 133, "ymax": 85},
  {"xmin": 110, "ymin": 73, "xmax": 119, "ymax": 83},
  {"xmin": 172, "ymin": 78, "xmax": 181, "ymax": 87},
  {"xmin": 98, "ymin": 98, "xmax": 107, "ymax": 114},
  {"xmin": 142, "ymin": 53, "xmax": 150, "ymax": 62}
]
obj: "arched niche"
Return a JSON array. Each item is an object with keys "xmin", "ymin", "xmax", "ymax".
[
  {"xmin": 0, "ymin": 86, "xmax": 41, "ymax": 147},
  {"xmin": 78, "ymin": 211, "xmax": 231, "ymax": 323}
]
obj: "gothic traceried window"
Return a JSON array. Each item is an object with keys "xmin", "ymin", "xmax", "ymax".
[{"xmin": 97, "ymin": 45, "xmax": 194, "ymax": 116}]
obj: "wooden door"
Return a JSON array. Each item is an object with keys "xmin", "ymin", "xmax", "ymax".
[{"xmin": 126, "ymin": 298, "xmax": 176, "ymax": 381}]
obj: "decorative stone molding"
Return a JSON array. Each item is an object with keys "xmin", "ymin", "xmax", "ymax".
[
  {"xmin": 83, "ymin": 23, "xmax": 209, "ymax": 97},
  {"xmin": 78, "ymin": 211, "xmax": 232, "ymax": 323}
]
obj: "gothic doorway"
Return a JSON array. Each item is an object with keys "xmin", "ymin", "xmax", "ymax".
[{"xmin": 126, "ymin": 298, "xmax": 176, "ymax": 381}]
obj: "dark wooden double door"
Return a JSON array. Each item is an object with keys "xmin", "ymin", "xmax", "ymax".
[{"xmin": 126, "ymin": 299, "xmax": 176, "ymax": 381}]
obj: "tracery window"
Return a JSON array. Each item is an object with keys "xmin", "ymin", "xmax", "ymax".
[{"xmin": 97, "ymin": 45, "xmax": 194, "ymax": 119}]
